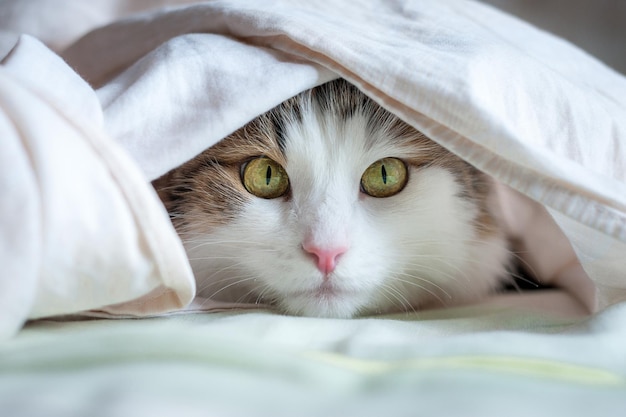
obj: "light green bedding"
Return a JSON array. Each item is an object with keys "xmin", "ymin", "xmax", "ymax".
[{"xmin": 2, "ymin": 297, "xmax": 625, "ymax": 417}]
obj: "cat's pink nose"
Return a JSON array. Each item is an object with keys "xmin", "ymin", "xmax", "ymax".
[{"xmin": 302, "ymin": 243, "xmax": 348, "ymax": 275}]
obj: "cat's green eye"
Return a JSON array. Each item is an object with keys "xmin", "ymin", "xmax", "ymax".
[
  {"xmin": 242, "ymin": 157, "xmax": 290, "ymax": 199},
  {"xmin": 360, "ymin": 157, "xmax": 408, "ymax": 198}
]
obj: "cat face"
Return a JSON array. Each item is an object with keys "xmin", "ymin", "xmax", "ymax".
[{"xmin": 155, "ymin": 79, "xmax": 510, "ymax": 318}]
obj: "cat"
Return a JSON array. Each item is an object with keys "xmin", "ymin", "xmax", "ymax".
[{"xmin": 153, "ymin": 78, "xmax": 512, "ymax": 318}]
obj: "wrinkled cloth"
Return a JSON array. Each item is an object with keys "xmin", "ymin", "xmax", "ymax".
[{"xmin": 0, "ymin": 37, "xmax": 195, "ymax": 339}]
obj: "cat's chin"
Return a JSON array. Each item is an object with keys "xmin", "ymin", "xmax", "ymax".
[{"xmin": 278, "ymin": 284, "xmax": 367, "ymax": 318}]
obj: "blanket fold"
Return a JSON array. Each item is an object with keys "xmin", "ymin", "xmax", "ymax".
[{"xmin": 0, "ymin": 36, "xmax": 194, "ymax": 339}]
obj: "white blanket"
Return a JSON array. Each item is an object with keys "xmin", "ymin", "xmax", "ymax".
[{"xmin": 1, "ymin": 0, "xmax": 626, "ymax": 339}]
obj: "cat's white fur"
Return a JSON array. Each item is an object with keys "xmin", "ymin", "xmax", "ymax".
[{"xmin": 185, "ymin": 95, "xmax": 510, "ymax": 318}]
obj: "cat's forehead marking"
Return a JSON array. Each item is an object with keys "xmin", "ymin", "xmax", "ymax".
[
  {"xmin": 205, "ymin": 79, "xmax": 452, "ymax": 172},
  {"xmin": 265, "ymin": 79, "xmax": 462, "ymax": 171}
]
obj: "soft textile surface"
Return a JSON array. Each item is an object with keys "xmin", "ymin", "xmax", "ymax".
[
  {"xmin": 1, "ymin": 0, "xmax": 626, "ymax": 339},
  {"xmin": 1, "ymin": 303, "xmax": 626, "ymax": 416},
  {"xmin": 0, "ymin": 36, "xmax": 195, "ymax": 339}
]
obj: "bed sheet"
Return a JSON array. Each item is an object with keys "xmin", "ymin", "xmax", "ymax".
[{"xmin": 1, "ymin": 299, "xmax": 625, "ymax": 416}]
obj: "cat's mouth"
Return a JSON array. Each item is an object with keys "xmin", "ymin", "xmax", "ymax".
[
  {"xmin": 290, "ymin": 282, "xmax": 353, "ymax": 299},
  {"xmin": 280, "ymin": 281, "xmax": 365, "ymax": 318}
]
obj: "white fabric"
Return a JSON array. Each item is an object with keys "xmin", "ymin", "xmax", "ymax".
[
  {"xmin": 2, "ymin": 304, "xmax": 626, "ymax": 416},
  {"xmin": 0, "ymin": 36, "xmax": 195, "ymax": 339},
  {"xmin": 93, "ymin": 34, "xmax": 335, "ymax": 181},
  {"xmin": 1, "ymin": 0, "xmax": 626, "ymax": 340},
  {"xmin": 0, "ymin": 0, "xmax": 199, "ymax": 55}
]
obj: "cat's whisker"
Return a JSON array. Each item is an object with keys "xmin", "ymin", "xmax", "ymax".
[
  {"xmin": 396, "ymin": 259, "xmax": 467, "ymax": 285},
  {"xmin": 376, "ymin": 287, "xmax": 405, "ymax": 315},
  {"xmin": 183, "ymin": 238, "xmax": 282, "ymax": 252},
  {"xmin": 235, "ymin": 283, "xmax": 271, "ymax": 305},
  {"xmin": 194, "ymin": 263, "xmax": 251, "ymax": 293},
  {"xmin": 394, "ymin": 249, "xmax": 540, "ymax": 289},
  {"xmin": 245, "ymin": 282, "xmax": 270, "ymax": 304},
  {"xmin": 389, "ymin": 252, "xmax": 469, "ymax": 284},
  {"xmin": 380, "ymin": 284, "xmax": 417, "ymax": 315},
  {"xmin": 389, "ymin": 274, "xmax": 452, "ymax": 301},
  {"xmin": 398, "ymin": 237, "xmax": 539, "ymax": 279},
  {"xmin": 207, "ymin": 276, "xmax": 260, "ymax": 300},
  {"xmin": 187, "ymin": 255, "xmax": 244, "ymax": 261},
  {"xmin": 197, "ymin": 273, "xmax": 250, "ymax": 294},
  {"xmin": 502, "ymin": 271, "xmax": 541, "ymax": 292}
]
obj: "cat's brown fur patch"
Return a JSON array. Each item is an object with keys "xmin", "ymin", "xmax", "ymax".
[{"xmin": 153, "ymin": 114, "xmax": 286, "ymax": 232}]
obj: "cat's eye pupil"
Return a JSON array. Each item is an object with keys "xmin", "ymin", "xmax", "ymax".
[
  {"xmin": 360, "ymin": 158, "xmax": 407, "ymax": 198},
  {"xmin": 242, "ymin": 157, "xmax": 289, "ymax": 199}
]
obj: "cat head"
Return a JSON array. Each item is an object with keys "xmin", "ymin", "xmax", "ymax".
[{"xmin": 155, "ymin": 79, "xmax": 509, "ymax": 318}]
